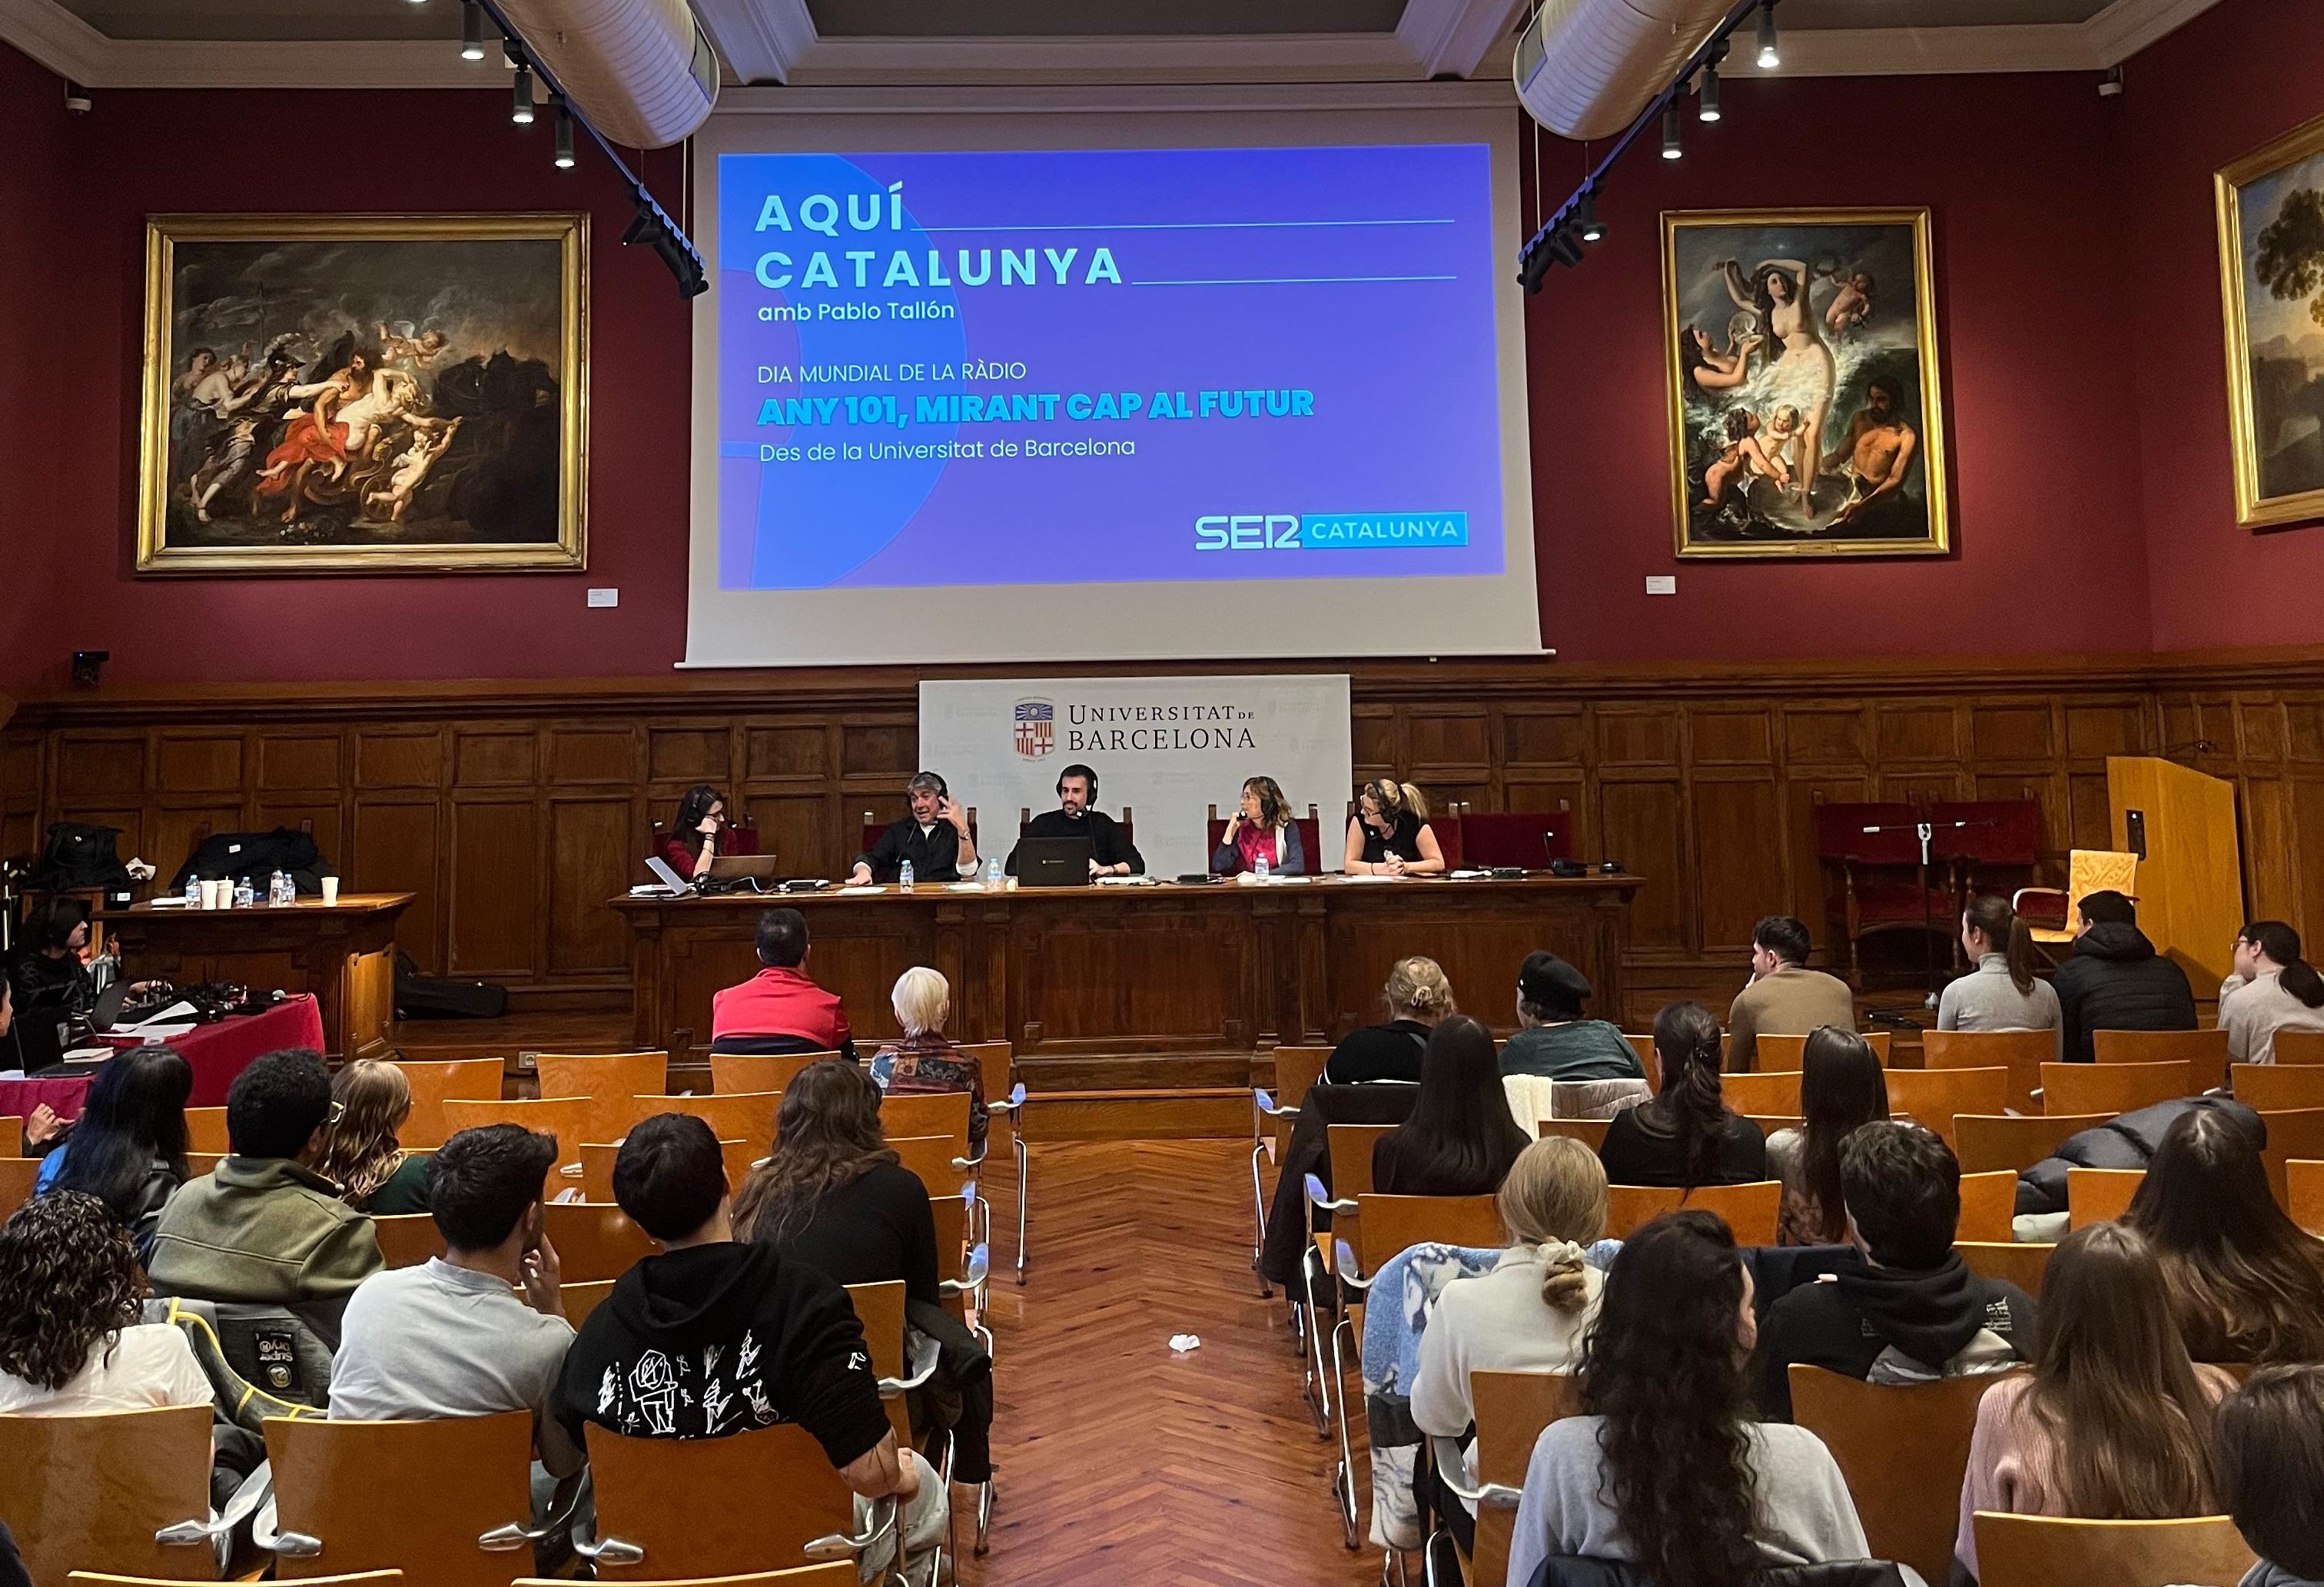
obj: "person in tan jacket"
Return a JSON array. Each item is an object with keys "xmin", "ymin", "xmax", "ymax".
[
  {"xmin": 1725, "ymin": 916, "xmax": 1856, "ymax": 1071},
  {"xmin": 147, "ymin": 1048, "xmax": 383, "ymax": 1313}
]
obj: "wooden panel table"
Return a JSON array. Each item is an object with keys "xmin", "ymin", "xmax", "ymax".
[
  {"xmin": 613, "ymin": 873, "xmax": 1639, "ymax": 1080},
  {"xmin": 98, "ymin": 894, "xmax": 415, "ymax": 1061}
]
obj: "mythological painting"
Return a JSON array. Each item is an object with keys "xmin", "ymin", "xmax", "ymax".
[
  {"xmin": 137, "ymin": 214, "xmax": 586, "ymax": 573},
  {"xmin": 1662, "ymin": 209, "xmax": 1948, "ymax": 558},
  {"xmin": 2217, "ymin": 114, "xmax": 2324, "ymax": 528}
]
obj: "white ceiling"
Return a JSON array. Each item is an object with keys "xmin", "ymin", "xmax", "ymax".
[{"xmin": 2, "ymin": 0, "xmax": 2228, "ymax": 87}]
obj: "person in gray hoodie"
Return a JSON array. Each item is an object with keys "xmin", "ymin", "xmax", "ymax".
[
  {"xmin": 1755, "ymin": 1121, "xmax": 2036, "ymax": 1421},
  {"xmin": 2216, "ymin": 1364, "xmax": 2324, "ymax": 1587}
]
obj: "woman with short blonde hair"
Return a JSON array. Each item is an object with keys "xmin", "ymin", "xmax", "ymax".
[
  {"xmin": 1345, "ymin": 778, "xmax": 1446, "ymax": 876},
  {"xmin": 868, "ymin": 966, "xmax": 988, "ymax": 1154},
  {"xmin": 1323, "ymin": 956, "xmax": 1456, "ymax": 1084},
  {"xmin": 314, "ymin": 1059, "xmax": 430, "ymax": 1213}
]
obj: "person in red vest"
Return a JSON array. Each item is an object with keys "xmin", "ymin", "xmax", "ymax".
[{"xmin": 709, "ymin": 908, "xmax": 855, "ymax": 1061}]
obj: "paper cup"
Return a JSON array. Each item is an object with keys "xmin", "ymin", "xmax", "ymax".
[
  {"xmin": 321, "ymin": 877, "xmax": 340, "ymax": 906},
  {"xmin": 201, "ymin": 879, "xmax": 223, "ymax": 909}
]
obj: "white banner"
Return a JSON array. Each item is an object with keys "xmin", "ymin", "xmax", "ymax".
[{"xmin": 918, "ymin": 675, "xmax": 1354, "ymax": 878}]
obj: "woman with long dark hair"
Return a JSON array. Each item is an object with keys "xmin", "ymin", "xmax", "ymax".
[
  {"xmin": 2222, "ymin": 920, "xmax": 2324, "ymax": 1065},
  {"xmin": 1765, "ymin": 1027, "xmax": 1888, "ymax": 1245},
  {"xmin": 2123, "ymin": 1107, "xmax": 2324, "ymax": 1365},
  {"xmin": 733, "ymin": 1058, "xmax": 938, "ymax": 1305},
  {"xmin": 41, "ymin": 1044, "xmax": 192, "ymax": 1261},
  {"xmin": 1598, "ymin": 1001, "xmax": 1767, "ymax": 1189},
  {"xmin": 0, "ymin": 1192, "xmax": 212, "ymax": 1415},
  {"xmin": 1940, "ymin": 895, "xmax": 2061, "ymax": 1052},
  {"xmin": 312, "ymin": 1059, "xmax": 430, "ymax": 1213},
  {"xmin": 1212, "ymin": 775, "xmax": 1306, "ymax": 877},
  {"xmin": 1954, "ymin": 1221, "xmax": 2229, "ymax": 1583},
  {"xmin": 658, "ymin": 784, "xmax": 730, "ymax": 882},
  {"xmin": 1371, "ymin": 1014, "xmax": 1530, "ymax": 1197},
  {"xmin": 1507, "ymin": 1210, "xmax": 1874, "ymax": 1587}
]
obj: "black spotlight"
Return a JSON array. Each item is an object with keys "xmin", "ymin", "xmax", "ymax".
[{"xmin": 624, "ymin": 193, "xmax": 708, "ymax": 298}]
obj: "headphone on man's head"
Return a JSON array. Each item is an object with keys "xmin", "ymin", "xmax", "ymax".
[{"xmin": 1057, "ymin": 765, "xmax": 1097, "ymax": 798}]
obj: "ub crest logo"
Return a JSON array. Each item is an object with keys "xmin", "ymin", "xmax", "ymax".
[{"xmin": 1013, "ymin": 699, "xmax": 1055, "ymax": 759}]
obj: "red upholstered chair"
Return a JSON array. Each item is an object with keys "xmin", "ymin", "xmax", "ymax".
[
  {"xmin": 1929, "ymin": 799, "xmax": 2040, "ymax": 901},
  {"xmin": 1458, "ymin": 812, "xmax": 1575, "ymax": 869},
  {"xmin": 1426, "ymin": 815, "xmax": 1464, "ymax": 868},
  {"xmin": 1811, "ymin": 799, "xmax": 1956, "ymax": 985}
]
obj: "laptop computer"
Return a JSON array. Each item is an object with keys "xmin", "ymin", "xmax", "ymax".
[
  {"xmin": 1015, "ymin": 836, "xmax": 1095, "ymax": 888},
  {"xmin": 708, "ymin": 853, "xmax": 782, "ymax": 882},
  {"xmin": 644, "ymin": 855, "xmax": 696, "ymax": 895}
]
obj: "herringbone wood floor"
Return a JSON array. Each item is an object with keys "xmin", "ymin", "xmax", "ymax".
[{"xmin": 958, "ymin": 1140, "xmax": 1379, "ymax": 1587}]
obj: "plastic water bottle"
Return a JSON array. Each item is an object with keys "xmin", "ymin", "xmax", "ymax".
[
  {"xmin": 234, "ymin": 877, "xmax": 256, "ymax": 909},
  {"xmin": 899, "ymin": 860, "xmax": 915, "ymax": 893},
  {"xmin": 269, "ymin": 870, "xmax": 289, "ymax": 906},
  {"xmin": 985, "ymin": 856, "xmax": 1003, "ymax": 892},
  {"xmin": 183, "ymin": 873, "xmax": 201, "ymax": 908},
  {"xmin": 1253, "ymin": 850, "xmax": 1270, "ymax": 881}
]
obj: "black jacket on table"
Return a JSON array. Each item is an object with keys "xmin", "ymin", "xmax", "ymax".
[
  {"xmin": 551, "ymin": 1240, "xmax": 890, "ymax": 1469},
  {"xmin": 1596, "ymin": 1102, "xmax": 1767, "ymax": 1188},
  {"xmin": 1753, "ymin": 1248, "xmax": 2037, "ymax": 1420},
  {"xmin": 2053, "ymin": 921, "xmax": 2196, "ymax": 1063},
  {"xmin": 855, "ymin": 818, "xmax": 968, "ymax": 885},
  {"xmin": 1004, "ymin": 808, "xmax": 1144, "ymax": 875}
]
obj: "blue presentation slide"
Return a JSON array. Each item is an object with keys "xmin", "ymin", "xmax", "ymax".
[{"xmin": 715, "ymin": 144, "xmax": 1505, "ymax": 590}]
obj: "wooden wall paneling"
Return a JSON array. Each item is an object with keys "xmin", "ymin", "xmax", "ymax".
[
  {"xmin": 253, "ymin": 801, "xmax": 344, "ymax": 871},
  {"xmin": 55, "ymin": 734, "xmax": 144, "ymax": 801},
  {"xmin": 155, "ymin": 733, "xmax": 244, "ymax": 795},
  {"xmin": 453, "ymin": 729, "xmax": 536, "ymax": 787},
  {"xmin": 447, "ymin": 794, "xmax": 538, "ymax": 978},
  {"xmin": 2291, "ymin": 775, "xmax": 2324, "ymax": 942},
  {"xmin": 1690, "ymin": 709, "xmax": 1773, "ymax": 767},
  {"xmin": 2241, "ymin": 776, "xmax": 2292, "ymax": 925},
  {"xmin": 547, "ymin": 794, "xmax": 637, "ymax": 976},
  {"xmin": 1781, "ymin": 706, "xmax": 1871, "ymax": 766},
  {"xmin": 1406, "ymin": 707, "xmax": 1491, "ymax": 773},
  {"xmin": 351, "ymin": 795, "xmax": 442, "ymax": 971},
  {"xmin": 2067, "ymin": 772, "xmax": 2116, "ymax": 852},
  {"xmin": 0, "ymin": 733, "xmax": 44, "ymax": 859},
  {"xmin": 145, "ymin": 804, "xmax": 244, "ymax": 885},
  {"xmin": 2063, "ymin": 699, "xmax": 2150, "ymax": 762},
  {"xmin": 1499, "ymin": 706, "xmax": 1583, "ymax": 769},
  {"xmin": 2239, "ymin": 697, "xmax": 2289, "ymax": 765},
  {"xmin": 1596, "ymin": 706, "xmax": 1682, "ymax": 768},
  {"xmin": 1787, "ymin": 774, "xmax": 1873, "ymax": 956},
  {"xmin": 257, "ymin": 733, "xmax": 342, "ymax": 793},
  {"xmin": 1599, "ymin": 776, "xmax": 1687, "ymax": 952},
  {"xmin": 2285, "ymin": 699, "xmax": 2324, "ymax": 765},
  {"xmin": 1971, "ymin": 703, "xmax": 2054, "ymax": 765},
  {"xmin": 1350, "ymin": 706, "xmax": 1398, "ymax": 782},
  {"xmin": 1692, "ymin": 774, "xmax": 1788, "ymax": 953},
  {"xmin": 1874, "ymin": 702, "xmax": 1962, "ymax": 765}
]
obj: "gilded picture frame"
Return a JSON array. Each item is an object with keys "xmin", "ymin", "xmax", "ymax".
[
  {"xmin": 137, "ymin": 212, "xmax": 587, "ymax": 575},
  {"xmin": 1662, "ymin": 208, "xmax": 1949, "ymax": 559},
  {"xmin": 2216, "ymin": 114, "xmax": 2324, "ymax": 530}
]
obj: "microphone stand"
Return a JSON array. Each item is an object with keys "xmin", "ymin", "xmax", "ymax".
[{"xmin": 1857, "ymin": 818, "xmax": 1997, "ymax": 1012}]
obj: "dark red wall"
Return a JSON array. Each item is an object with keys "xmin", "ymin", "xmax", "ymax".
[
  {"xmin": 2122, "ymin": 0, "xmax": 2324, "ymax": 652},
  {"xmin": 0, "ymin": 12, "xmax": 2300, "ymax": 686},
  {"xmin": 4, "ymin": 81, "xmax": 693, "ymax": 692}
]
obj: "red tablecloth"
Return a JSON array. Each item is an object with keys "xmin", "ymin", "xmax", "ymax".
[{"xmin": 0, "ymin": 993, "xmax": 327, "ymax": 1123}]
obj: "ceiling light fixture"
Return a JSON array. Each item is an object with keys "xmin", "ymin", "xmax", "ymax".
[
  {"xmin": 554, "ymin": 101, "xmax": 575, "ymax": 168},
  {"xmin": 512, "ymin": 61, "xmax": 535, "ymax": 125},
  {"xmin": 1698, "ymin": 63, "xmax": 1721, "ymax": 121},
  {"xmin": 1579, "ymin": 189, "xmax": 1603, "ymax": 244},
  {"xmin": 460, "ymin": 2, "xmax": 485, "ymax": 61},
  {"xmin": 1756, "ymin": 2, "xmax": 1780, "ymax": 70},
  {"xmin": 1661, "ymin": 101, "xmax": 1682, "ymax": 160}
]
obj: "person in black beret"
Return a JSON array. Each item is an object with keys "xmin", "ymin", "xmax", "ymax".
[{"xmin": 1499, "ymin": 951, "xmax": 1645, "ymax": 1082}]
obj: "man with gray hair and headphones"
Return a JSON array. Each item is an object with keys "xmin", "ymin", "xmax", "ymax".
[{"xmin": 848, "ymin": 770, "xmax": 980, "ymax": 885}]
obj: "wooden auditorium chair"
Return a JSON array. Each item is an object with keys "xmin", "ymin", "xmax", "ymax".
[
  {"xmin": 1970, "ymin": 1514, "xmax": 2254, "ymax": 1587},
  {"xmin": 1955, "ymin": 1111, "xmax": 2109, "ymax": 1175},
  {"xmin": 262, "ymin": 1410, "xmax": 546, "ymax": 1587},
  {"xmin": 1789, "ymin": 1363, "xmax": 2016, "ymax": 1587},
  {"xmin": 1432, "ymin": 1370, "xmax": 1582, "ymax": 1587},
  {"xmin": 948, "ymin": 1042, "xmax": 1028, "ymax": 1283},
  {"xmin": 534, "ymin": 1051, "xmax": 672, "ymax": 1147},
  {"xmin": 2275, "ymin": 1028, "xmax": 2324, "ymax": 1064},
  {"xmin": 1923, "ymin": 1028, "xmax": 2052, "ymax": 1114},
  {"xmin": 710, "ymin": 1051, "xmax": 839, "ymax": 1095},
  {"xmin": 2289, "ymin": 1157, "xmax": 2324, "ymax": 1235},
  {"xmin": 1958, "ymin": 1240, "xmax": 2055, "ymax": 1300},
  {"xmin": 2040, "ymin": 1060, "xmax": 2193, "ymax": 1117},
  {"xmin": 440, "ymin": 1096, "xmax": 593, "ymax": 1187},
  {"xmin": 370, "ymin": 1212, "xmax": 447, "ymax": 1270},
  {"xmin": 627, "ymin": 1091, "xmax": 782, "ymax": 1147},
  {"xmin": 2234, "ymin": 1063, "xmax": 2324, "ymax": 1113},
  {"xmin": 1536, "ymin": 1117, "xmax": 1612, "ymax": 1152},
  {"xmin": 1250, "ymin": 1044, "xmax": 1331, "ymax": 1297},
  {"xmin": 2093, "ymin": 1028, "xmax": 2230, "ymax": 1095},
  {"xmin": 2066, "ymin": 1167, "xmax": 2146, "ymax": 1229},
  {"xmin": 1721, "ymin": 1071, "xmax": 1804, "ymax": 1117},
  {"xmin": 0, "ymin": 1404, "xmax": 219, "ymax": 1585},
  {"xmin": 581, "ymin": 1138, "xmax": 762, "ymax": 1202},
  {"xmin": 537, "ymin": 1200, "xmax": 656, "ymax": 1283},
  {"xmin": 1753, "ymin": 1030, "xmax": 1891, "ymax": 1069},
  {"xmin": 1884, "ymin": 1065, "xmax": 2009, "ymax": 1149},
  {"xmin": 388, "ymin": 1058, "xmax": 503, "ymax": 1148},
  {"xmin": 2258, "ymin": 1107, "xmax": 2324, "ymax": 1207},
  {"xmin": 184, "ymin": 1106, "xmax": 231, "ymax": 1155},
  {"xmin": 0, "ymin": 1155, "xmax": 41, "ymax": 1222},
  {"xmin": 1956, "ymin": 1170, "xmax": 2017, "ymax": 1243},
  {"xmin": 1602, "ymin": 1180, "xmax": 1780, "ymax": 1244}
]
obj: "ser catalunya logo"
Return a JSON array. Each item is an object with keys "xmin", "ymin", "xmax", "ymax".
[{"xmin": 1194, "ymin": 513, "xmax": 1469, "ymax": 551}]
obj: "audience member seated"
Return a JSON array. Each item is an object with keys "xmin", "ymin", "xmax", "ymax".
[
  {"xmin": 1766, "ymin": 1027, "xmax": 1889, "ymax": 1247},
  {"xmin": 1498, "ymin": 951, "xmax": 1643, "ymax": 1083},
  {"xmin": 1007, "ymin": 762, "xmax": 1144, "ymax": 878},
  {"xmin": 314, "ymin": 1058, "xmax": 431, "ymax": 1214},
  {"xmin": 659, "ymin": 783, "xmax": 731, "ymax": 883},
  {"xmin": 1323, "ymin": 956, "xmax": 1453, "ymax": 1085},
  {"xmin": 1953, "ymin": 1222, "xmax": 2229, "ymax": 1585},
  {"xmin": 1725, "ymin": 915, "xmax": 1856, "ymax": 1071},
  {"xmin": 2215, "ymin": 1364, "xmax": 2324, "ymax": 1587},
  {"xmin": 1212, "ymin": 775, "xmax": 1307, "ymax": 878},
  {"xmin": 1412, "ymin": 1137, "xmax": 1607, "ymax": 1549},
  {"xmin": 2010, "ymin": 1095, "xmax": 2256, "ymax": 1233},
  {"xmin": 711, "ymin": 907, "xmax": 857, "ymax": 1061},
  {"xmin": 1343, "ymin": 777, "xmax": 1446, "ymax": 876},
  {"xmin": 736, "ymin": 1060, "xmax": 938, "ymax": 1307},
  {"xmin": 38, "ymin": 1042, "xmax": 192, "ymax": 1261},
  {"xmin": 2053, "ymin": 888, "xmax": 2196, "ymax": 1064},
  {"xmin": 850, "ymin": 771, "xmax": 979, "ymax": 885},
  {"xmin": 8, "ymin": 895, "xmax": 98, "ymax": 1069},
  {"xmin": 2122, "ymin": 1107, "xmax": 2324, "ymax": 1366},
  {"xmin": 1756, "ymin": 1122, "xmax": 2035, "ymax": 1421},
  {"xmin": 1939, "ymin": 895, "xmax": 2062, "ymax": 1057},
  {"xmin": 2220, "ymin": 920, "xmax": 2324, "ymax": 1065},
  {"xmin": 330, "ymin": 1124, "xmax": 581, "ymax": 1481},
  {"xmin": 552, "ymin": 1114, "xmax": 948, "ymax": 1579},
  {"xmin": 1373, "ymin": 1015, "xmax": 1532, "ymax": 1197},
  {"xmin": 1598, "ymin": 1001, "xmax": 1768, "ymax": 1189},
  {"xmin": 147, "ymin": 1047, "xmax": 385, "ymax": 1307},
  {"xmin": 867, "ymin": 967, "xmax": 987, "ymax": 1157},
  {"xmin": 0, "ymin": 1190, "xmax": 213, "ymax": 1415},
  {"xmin": 1507, "ymin": 1211, "xmax": 1880, "ymax": 1587}
]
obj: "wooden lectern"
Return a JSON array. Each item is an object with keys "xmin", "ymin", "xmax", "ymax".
[{"xmin": 2108, "ymin": 757, "xmax": 2242, "ymax": 988}]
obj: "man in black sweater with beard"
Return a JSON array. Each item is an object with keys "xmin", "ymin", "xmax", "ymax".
[
  {"xmin": 2053, "ymin": 889, "xmax": 2197, "ymax": 1064},
  {"xmin": 1755, "ymin": 1121, "xmax": 2037, "ymax": 1421},
  {"xmin": 1004, "ymin": 762, "xmax": 1143, "ymax": 879}
]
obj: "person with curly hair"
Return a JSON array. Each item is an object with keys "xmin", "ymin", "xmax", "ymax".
[
  {"xmin": 312, "ymin": 1060, "xmax": 430, "ymax": 1214},
  {"xmin": 1507, "ymin": 1210, "xmax": 1879, "ymax": 1587},
  {"xmin": 0, "ymin": 1191, "xmax": 211, "ymax": 1415}
]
